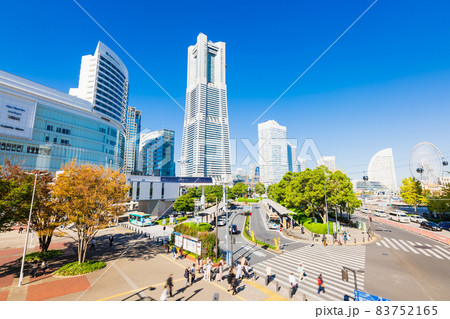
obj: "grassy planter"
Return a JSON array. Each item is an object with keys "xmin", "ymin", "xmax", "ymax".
[
  {"xmin": 54, "ymin": 260, "xmax": 106, "ymax": 276},
  {"xmin": 18, "ymin": 249, "xmax": 63, "ymax": 262}
]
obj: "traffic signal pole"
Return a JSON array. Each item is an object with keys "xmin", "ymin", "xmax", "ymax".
[{"xmin": 227, "ymin": 210, "xmax": 251, "ymax": 267}]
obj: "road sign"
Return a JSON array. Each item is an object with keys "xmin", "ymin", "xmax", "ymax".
[
  {"xmin": 354, "ymin": 290, "xmax": 390, "ymax": 301},
  {"xmin": 162, "ymin": 218, "xmax": 166, "ymax": 225},
  {"xmin": 226, "ymin": 250, "xmax": 231, "ymax": 265}
]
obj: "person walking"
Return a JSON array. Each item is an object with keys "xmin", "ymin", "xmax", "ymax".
[
  {"xmin": 227, "ymin": 267, "xmax": 235, "ymax": 291},
  {"xmin": 236, "ymin": 263, "xmax": 242, "ymax": 280},
  {"xmin": 297, "ymin": 263, "xmax": 305, "ymax": 282},
  {"xmin": 184, "ymin": 267, "xmax": 190, "ymax": 287},
  {"xmin": 317, "ymin": 274, "xmax": 326, "ymax": 294},
  {"xmin": 231, "ymin": 276, "xmax": 239, "ymax": 295},
  {"xmin": 31, "ymin": 260, "xmax": 38, "ymax": 278},
  {"xmin": 265, "ymin": 265, "xmax": 271, "ymax": 286},
  {"xmin": 160, "ymin": 285, "xmax": 168, "ymax": 301},
  {"xmin": 205, "ymin": 259, "xmax": 212, "ymax": 282},
  {"xmin": 179, "ymin": 246, "xmax": 183, "ymax": 259},
  {"xmin": 190, "ymin": 263, "xmax": 196, "ymax": 285},
  {"xmin": 216, "ymin": 260, "xmax": 223, "ymax": 282},
  {"xmin": 41, "ymin": 259, "xmax": 48, "ymax": 276},
  {"xmin": 91, "ymin": 238, "xmax": 96, "ymax": 251},
  {"xmin": 343, "ymin": 231, "xmax": 348, "ymax": 244},
  {"xmin": 288, "ymin": 272, "xmax": 297, "ymax": 297},
  {"xmin": 109, "ymin": 235, "xmax": 114, "ymax": 247},
  {"xmin": 166, "ymin": 274, "xmax": 174, "ymax": 297},
  {"xmin": 18, "ymin": 227, "xmax": 23, "ymax": 234},
  {"xmin": 322, "ymin": 234, "xmax": 327, "ymax": 246},
  {"xmin": 244, "ymin": 260, "xmax": 250, "ymax": 279},
  {"xmin": 172, "ymin": 246, "xmax": 177, "ymax": 259}
]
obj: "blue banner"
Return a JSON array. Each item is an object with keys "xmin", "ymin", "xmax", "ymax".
[{"xmin": 354, "ymin": 290, "xmax": 390, "ymax": 301}]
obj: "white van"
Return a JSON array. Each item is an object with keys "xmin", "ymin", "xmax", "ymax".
[
  {"xmin": 374, "ymin": 209, "xmax": 387, "ymax": 218},
  {"xmin": 361, "ymin": 208, "xmax": 370, "ymax": 214},
  {"xmin": 389, "ymin": 211, "xmax": 410, "ymax": 223}
]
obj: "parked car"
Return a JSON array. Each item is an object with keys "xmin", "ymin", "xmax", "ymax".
[
  {"xmin": 374, "ymin": 209, "xmax": 387, "ymax": 217},
  {"xmin": 438, "ymin": 221, "xmax": 450, "ymax": 231},
  {"xmin": 420, "ymin": 221, "xmax": 442, "ymax": 231},
  {"xmin": 228, "ymin": 224, "xmax": 238, "ymax": 234},
  {"xmin": 409, "ymin": 215, "xmax": 427, "ymax": 223}
]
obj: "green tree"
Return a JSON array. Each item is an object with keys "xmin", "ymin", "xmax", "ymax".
[
  {"xmin": 427, "ymin": 184, "xmax": 450, "ymax": 220},
  {"xmin": 232, "ymin": 182, "xmax": 247, "ymax": 198},
  {"xmin": 174, "ymin": 194, "xmax": 195, "ymax": 212},
  {"xmin": 255, "ymin": 182, "xmax": 265, "ymax": 195},
  {"xmin": 0, "ymin": 163, "xmax": 32, "ymax": 232},
  {"xmin": 400, "ymin": 177, "xmax": 427, "ymax": 214},
  {"xmin": 52, "ymin": 160, "xmax": 130, "ymax": 264}
]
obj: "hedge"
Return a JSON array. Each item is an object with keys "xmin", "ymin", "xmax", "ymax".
[
  {"xmin": 237, "ymin": 198, "xmax": 259, "ymax": 203},
  {"xmin": 242, "ymin": 216, "xmax": 276, "ymax": 250},
  {"xmin": 54, "ymin": 260, "xmax": 106, "ymax": 276}
]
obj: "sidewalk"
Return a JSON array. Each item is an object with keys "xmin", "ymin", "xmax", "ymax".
[{"xmin": 0, "ymin": 225, "xmax": 296, "ymax": 301}]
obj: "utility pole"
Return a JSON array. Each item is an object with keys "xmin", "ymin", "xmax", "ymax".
[
  {"xmin": 325, "ymin": 178, "xmax": 329, "ymax": 235},
  {"xmin": 215, "ymin": 198, "xmax": 218, "ymax": 259}
]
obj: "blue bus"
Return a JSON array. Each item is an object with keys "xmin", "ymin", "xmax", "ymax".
[{"xmin": 129, "ymin": 212, "xmax": 153, "ymax": 227}]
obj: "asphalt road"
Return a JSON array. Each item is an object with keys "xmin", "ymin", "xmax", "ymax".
[{"xmin": 362, "ymin": 216, "xmax": 450, "ymax": 300}]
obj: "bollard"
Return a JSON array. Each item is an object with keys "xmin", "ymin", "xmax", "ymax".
[
  {"xmin": 354, "ymin": 238, "xmax": 356, "ymax": 244},
  {"xmin": 276, "ymin": 281, "xmax": 280, "ymax": 292},
  {"xmin": 265, "ymin": 276, "xmax": 269, "ymax": 286}
]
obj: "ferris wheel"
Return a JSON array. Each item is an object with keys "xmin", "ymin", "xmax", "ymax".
[{"xmin": 409, "ymin": 142, "xmax": 448, "ymax": 184}]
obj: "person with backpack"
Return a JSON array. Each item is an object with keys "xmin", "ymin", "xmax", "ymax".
[
  {"xmin": 317, "ymin": 274, "xmax": 326, "ymax": 294},
  {"xmin": 190, "ymin": 263, "xmax": 196, "ymax": 285},
  {"xmin": 184, "ymin": 267, "xmax": 190, "ymax": 287}
]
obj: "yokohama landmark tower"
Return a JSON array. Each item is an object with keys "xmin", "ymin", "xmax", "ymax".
[{"xmin": 180, "ymin": 33, "xmax": 232, "ymax": 182}]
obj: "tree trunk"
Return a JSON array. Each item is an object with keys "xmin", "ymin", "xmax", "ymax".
[
  {"xmin": 414, "ymin": 205, "xmax": 417, "ymax": 214},
  {"xmin": 39, "ymin": 234, "xmax": 53, "ymax": 253}
]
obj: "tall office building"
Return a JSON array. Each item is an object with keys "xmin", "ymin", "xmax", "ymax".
[
  {"xmin": 139, "ymin": 129, "xmax": 175, "ymax": 176},
  {"xmin": 258, "ymin": 120, "xmax": 288, "ymax": 185},
  {"xmin": 298, "ymin": 158, "xmax": 307, "ymax": 172},
  {"xmin": 124, "ymin": 106, "xmax": 141, "ymax": 174},
  {"xmin": 368, "ymin": 148, "xmax": 397, "ymax": 190},
  {"xmin": 287, "ymin": 142, "xmax": 298, "ymax": 172},
  {"xmin": 317, "ymin": 156, "xmax": 336, "ymax": 171},
  {"xmin": 70, "ymin": 41, "xmax": 128, "ymax": 128},
  {"xmin": 180, "ymin": 33, "xmax": 232, "ymax": 183}
]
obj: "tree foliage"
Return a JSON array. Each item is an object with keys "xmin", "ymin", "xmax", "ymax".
[
  {"xmin": 427, "ymin": 184, "xmax": 450, "ymax": 220},
  {"xmin": 232, "ymin": 182, "xmax": 248, "ymax": 198},
  {"xmin": 400, "ymin": 177, "xmax": 427, "ymax": 214},
  {"xmin": 268, "ymin": 166, "xmax": 360, "ymax": 225},
  {"xmin": 173, "ymin": 194, "xmax": 195, "ymax": 212},
  {"xmin": 255, "ymin": 182, "xmax": 265, "ymax": 195},
  {"xmin": 52, "ymin": 160, "xmax": 129, "ymax": 263}
]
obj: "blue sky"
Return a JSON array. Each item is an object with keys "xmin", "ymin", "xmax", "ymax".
[{"xmin": 1, "ymin": 0, "xmax": 449, "ymax": 183}]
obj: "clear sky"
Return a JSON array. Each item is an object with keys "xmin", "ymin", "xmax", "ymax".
[{"xmin": 1, "ymin": 0, "xmax": 449, "ymax": 184}]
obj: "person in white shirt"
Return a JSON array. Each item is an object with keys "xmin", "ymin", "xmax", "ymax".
[
  {"xmin": 297, "ymin": 263, "xmax": 305, "ymax": 282},
  {"xmin": 289, "ymin": 272, "xmax": 297, "ymax": 288},
  {"xmin": 265, "ymin": 265, "xmax": 271, "ymax": 285},
  {"xmin": 160, "ymin": 286, "xmax": 168, "ymax": 301}
]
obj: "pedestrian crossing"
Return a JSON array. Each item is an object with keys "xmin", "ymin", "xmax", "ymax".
[
  {"xmin": 252, "ymin": 245, "xmax": 366, "ymax": 301},
  {"xmin": 375, "ymin": 238, "xmax": 450, "ymax": 260}
]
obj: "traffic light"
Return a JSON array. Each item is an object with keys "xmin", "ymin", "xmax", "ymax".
[
  {"xmin": 341, "ymin": 269, "xmax": 348, "ymax": 282},
  {"xmin": 243, "ymin": 212, "xmax": 252, "ymax": 216}
]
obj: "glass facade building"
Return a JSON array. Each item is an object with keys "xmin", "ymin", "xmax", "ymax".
[
  {"xmin": 0, "ymin": 70, "xmax": 124, "ymax": 171},
  {"xmin": 139, "ymin": 129, "xmax": 175, "ymax": 177},
  {"xmin": 124, "ymin": 106, "xmax": 141, "ymax": 174}
]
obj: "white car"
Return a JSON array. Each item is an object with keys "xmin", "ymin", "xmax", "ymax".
[
  {"xmin": 409, "ymin": 215, "xmax": 427, "ymax": 223},
  {"xmin": 217, "ymin": 219, "xmax": 226, "ymax": 226}
]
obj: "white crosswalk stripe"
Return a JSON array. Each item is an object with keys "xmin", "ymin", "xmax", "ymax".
[
  {"xmin": 433, "ymin": 245, "xmax": 450, "ymax": 260},
  {"xmin": 252, "ymin": 245, "xmax": 366, "ymax": 301},
  {"xmin": 376, "ymin": 242, "xmax": 381, "ymax": 246},
  {"xmin": 377, "ymin": 237, "xmax": 447, "ymax": 260}
]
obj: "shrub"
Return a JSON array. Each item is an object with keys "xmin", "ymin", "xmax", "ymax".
[
  {"xmin": 18, "ymin": 250, "xmax": 63, "ymax": 262},
  {"xmin": 237, "ymin": 198, "xmax": 259, "ymax": 203},
  {"xmin": 198, "ymin": 232, "xmax": 217, "ymax": 258},
  {"xmin": 302, "ymin": 219, "xmax": 333, "ymax": 234},
  {"xmin": 54, "ymin": 260, "xmax": 106, "ymax": 276}
]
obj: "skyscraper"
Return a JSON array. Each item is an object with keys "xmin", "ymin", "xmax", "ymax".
[
  {"xmin": 368, "ymin": 148, "xmax": 397, "ymax": 190},
  {"xmin": 317, "ymin": 156, "xmax": 336, "ymax": 171},
  {"xmin": 69, "ymin": 41, "xmax": 129, "ymax": 127},
  {"xmin": 258, "ymin": 120, "xmax": 288, "ymax": 185},
  {"xmin": 180, "ymin": 33, "xmax": 232, "ymax": 183},
  {"xmin": 70, "ymin": 41, "xmax": 128, "ymax": 168},
  {"xmin": 139, "ymin": 129, "xmax": 175, "ymax": 176},
  {"xmin": 287, "ymin": 142, "xmax": 298, "ymax": 172},
  {"xmin": 124, "ymin": 106, "xmax": 141, "ymax": 174}
]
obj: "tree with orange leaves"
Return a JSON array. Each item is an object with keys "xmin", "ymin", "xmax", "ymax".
[{"xmin": 52, "ymin": 160, "xmax": 130, "ymax": 263}]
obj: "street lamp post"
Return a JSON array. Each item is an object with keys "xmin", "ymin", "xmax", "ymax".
[
  {"xmin": 18, "ymin": 172, "xmax": 43, "ymax": 287},
  {"xmin": 324, "ymin": 178, "xmax": 329, "ymax": 235}
]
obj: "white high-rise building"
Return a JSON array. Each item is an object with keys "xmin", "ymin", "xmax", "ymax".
[
  {"xmin": 317, "ymin": 156, "xmax": 336, "ymax": 171},
  {"xmin": 180, "ymin": 33, "xmax": 232, "ymax": 182},
  {"xmin": 124, "ymin": 106, "xmax": 141, "ymax": 174},
  {"xmin": 70, "ymin": 41, "xmax": 129, "ymax": 129},
  {"xmin": 287, "ymin": 142, "xmax": 298, "ymax": 172},
  {"xmin": 298, "ymin": 158, "xmax": 307, "ymax": 171},
  {"xmin": 258, "ymin": 120, "xmax": 288, "ymax": 185},
  {"xmin": 368, "ymin": 148, "xmax": 397, "ymax": 190}
]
